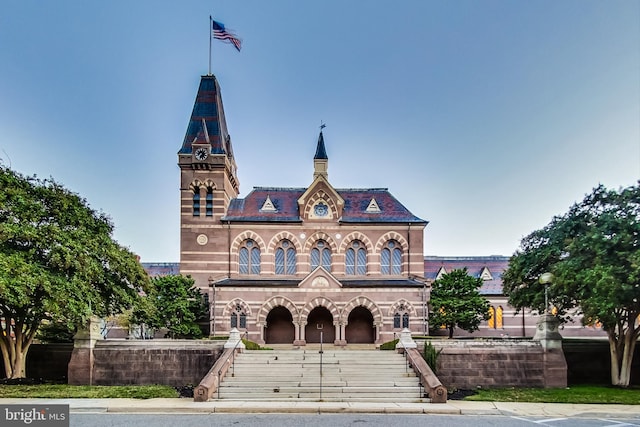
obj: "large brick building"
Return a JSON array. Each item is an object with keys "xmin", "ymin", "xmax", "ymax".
[
  {"xmin": 153, "ymin": 74, "xmax": 604, "ymax": 344},
  {"xmin": 176, "ymin": 75, "xmax": 430, "ymax": 345}
]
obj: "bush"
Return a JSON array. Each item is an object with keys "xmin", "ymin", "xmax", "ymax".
[
  {"xmin": 379, "ymin": 339, "xmax": 399, "ymax": 350},
  {"xmin": 422, "ymin": 340, "xmax": 442, "ymax": 374},
  {"xmin": 36, "ymin": 321, "xmax": 75, "ymax": 343}
]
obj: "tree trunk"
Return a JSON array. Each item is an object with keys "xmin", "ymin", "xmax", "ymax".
[
  {"xmin": 0, "ymin": 340, "xmax": 11, "ymax": 378},
  {"xmin": 448, "ymin": 326, "xmax": 454, "ymax": 339},
  {"xmin": 607, "ymin": 327, "xmax": 639, "ymax": 387}
]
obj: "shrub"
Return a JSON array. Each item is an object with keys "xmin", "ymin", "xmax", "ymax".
[
  {"xmin": 379, "ymin": 339, "xmax": 399, "ymax": 350},
  {"xmin": 422, "ymin": 340, "xmax": 442, "ymax": 374}
]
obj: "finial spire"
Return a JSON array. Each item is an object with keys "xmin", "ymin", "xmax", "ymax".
[{"xmin": 313, "ymin": 124, "xmax": 329, "ymax": 179}]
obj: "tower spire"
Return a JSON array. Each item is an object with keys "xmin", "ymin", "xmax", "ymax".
[{"xmin": 313, "ymin": 124, "xmax": 328, "ymax": 179}]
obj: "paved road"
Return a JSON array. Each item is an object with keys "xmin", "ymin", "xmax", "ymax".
[{"xmin": 70, "ymin": 413, "xmax": 640, "ymax": 427}]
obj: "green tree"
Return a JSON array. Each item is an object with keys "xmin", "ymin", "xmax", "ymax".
[
  {"xmin": 503, "ymin": 184, "xmax": 640, "ymax": 387},
  {"xmin": 429, "ymin": 268, "xmax": 490, "ymax": 338},
  {"xmin": 133, "ymin": 275, "xmax": 207, "ymax": 339},
  {"xmin": 0, "ymin": 167, "xmax": 150, "ymax": 378}
]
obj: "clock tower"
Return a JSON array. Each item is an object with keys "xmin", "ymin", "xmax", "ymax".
[{"xmin": 177, "ymin": 75, "xmax": 240, "ymax": 282}]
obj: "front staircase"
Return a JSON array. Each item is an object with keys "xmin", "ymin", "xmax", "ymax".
[{"xmin": 214, "ymin": 347, "xmax": 425, "ymax": 402}]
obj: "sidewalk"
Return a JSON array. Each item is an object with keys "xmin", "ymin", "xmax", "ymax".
[{"xmin": 0, "ymin": 398, "xmax": 639, "ymax": 418}]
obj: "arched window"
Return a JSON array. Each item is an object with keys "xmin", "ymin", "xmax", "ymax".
[
  {"xmin": 239, "ymin": 239, "xmax": 260, "ymax": 274},
  {"xmin": 205, "ymin": 187, "xmax": 213, "ymax": 217},
  {"xmin": 192, "ymin": 188, "xmax": 200, "ymax": 216},
  {"xmin": 496, "ymin": 306, "xmax": 504, "ymax": 329},
  {"xmin": 230, "ymin": 304, "xmax": 247, "ymax": 329},
  {"xmin": 275, "ymin": 239, "xmax": 296, "ymax": 275},
  {"xmin": 381, "ymin": 240, "xmax": 402, "ymax": 275},
  {"xmin": 345, "ymin": 240, "xmax": 367, "ymax": 275},
  {"xmin": 310, "ymin": 239, "xmax": 332, "ymax": 271},
  {"xmin": 488, "ymin": 306, "xmax": 496, "ymax": 328},
  {"xmin": 393, "ymin": 303, "xmax": 410, "ymax": 329}
]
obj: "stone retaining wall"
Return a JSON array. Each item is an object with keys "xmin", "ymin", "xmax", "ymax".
[
  {"xmin": 69, "ymin": 340, "xmax": 224, "ymax": 387},
  {"xmin": 417, "ymin": 340, "xmax": 551, "ymax": 389}
]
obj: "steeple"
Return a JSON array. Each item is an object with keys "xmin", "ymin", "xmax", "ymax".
[
  {"xmin": 313, "ymin": 129, "xmax": 328, "ymax": 179},
  {"xmin": 178, "ymin": 74, "xmax": 240, "ymax": 216},
  {"xmin": 178, "ymin": 75, "xmax": 235, "ymax": 158}
]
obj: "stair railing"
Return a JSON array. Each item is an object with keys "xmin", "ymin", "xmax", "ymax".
[
  {"xmin": 319, "ymin": 330, "xmax": 324, "ymax": 401},
  {"xmin": 217, "ymin": 331, "xmax": 248, "ymax": 399},
  {"xmin": 394, "ymin": 332, "xmax": 409, "ymax": 373}
]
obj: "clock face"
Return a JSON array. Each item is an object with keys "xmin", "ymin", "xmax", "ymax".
[
  {"xmin": 314, "ymin": 202, "xmax": 328, "ymax": 217},
  {"xmin": 194, "ymin": 148, "xmax": 209, "ymax": 161}
]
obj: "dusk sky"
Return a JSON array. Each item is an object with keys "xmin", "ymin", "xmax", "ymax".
[{"xmin": 1, "ymin": 1, "xmax": 638, "ymax": 262}]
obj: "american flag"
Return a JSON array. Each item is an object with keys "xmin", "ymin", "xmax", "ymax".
[{"xmin": 212, "ymin": 19, "xmax": 242, "ymax": 52}]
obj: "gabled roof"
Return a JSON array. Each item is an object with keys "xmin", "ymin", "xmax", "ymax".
[
  {"xmin": 223, "ymin": 187, "xmax": 426, "ymax": 223},
  {"xmin": 424, "ymin": 256, "xmax": 510, "ymax": 295},
  {"xmin": 178, "ymin": 75, "xmax": 232, "ymax": 156}
]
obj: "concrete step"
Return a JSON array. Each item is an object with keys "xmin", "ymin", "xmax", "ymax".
[{"xmin": 213, "ymin": 349, "xmax": 422, "ymax": 402}]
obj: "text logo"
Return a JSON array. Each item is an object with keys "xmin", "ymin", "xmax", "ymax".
[{"xmin": 1, "ymin": 405, "xmax": 69, "ymax": 426}]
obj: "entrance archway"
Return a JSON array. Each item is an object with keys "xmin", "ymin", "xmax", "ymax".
[
  {"xmin": 345, "ymin": 306, "xmax": 374, "ymax": 343},
  {"xmin": 305, "ymin": 306, "xmax": 335, "ymax": 343},
  {"xmin": 265, "ymin": 306, "xmax": 295, "ymax": 344}
]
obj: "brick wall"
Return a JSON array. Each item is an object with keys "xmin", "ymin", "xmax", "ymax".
[
  {"xmin": 89, "ymin": 340, "xmax": 224, "ymax": 387},
  {"xmin": 418, "ymin": 340, "xmax": 547, "ymax": 389}
]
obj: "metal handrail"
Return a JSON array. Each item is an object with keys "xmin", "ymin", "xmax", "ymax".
[
  {"xmin": 319, "ymin": 330, "xmax": 324, "ymax": 401},
  {"xmin": 217, "ymin": 331, "xmax": 248, "ymax": 399},
  {"xmin": 394, "ymin": 332, "xmax": 408, "ymax": 373}
]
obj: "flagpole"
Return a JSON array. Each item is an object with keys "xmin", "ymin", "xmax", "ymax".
[{"xmin": 208, "ymin": 15, "xmax": 212, "ymax": 75}]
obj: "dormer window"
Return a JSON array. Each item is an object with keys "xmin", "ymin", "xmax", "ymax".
[
  {"xmin": 260, "ymin": 195, "xmax": 277, "ymax": 213},
  {"xmin": 366, "ymin": 198, "xmax": 381, "ymax": 213},
  {"xmin": 480, "ymin": 267, "xmax": 493, "ymax": 281}
]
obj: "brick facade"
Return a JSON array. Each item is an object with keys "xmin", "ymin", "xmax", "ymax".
[{"xmin": 178, "ymin": 75, "xmax": 429, "ymax": 345}]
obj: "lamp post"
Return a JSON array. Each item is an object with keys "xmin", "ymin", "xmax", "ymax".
[
  {"xmin": 539, "ymin": 272, "xmax": 553, "ymax": 314},
  {"xmin": 208, "ymin": 276, "xmax": 216, "ymax": 337}
]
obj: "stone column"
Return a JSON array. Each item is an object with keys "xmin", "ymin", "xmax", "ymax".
[
  {"xmin": 293, "ymin": 322, "xmax": 306, "ymax": 346},
  {"xmin": 334, "ymin": 321, "xmax": 346, "ymax": 346},
  {"xmin": 533, "ymin": 314, "xmax": 567, "ymax": 388},
  {"xmin": 67, "ymin": 316, "xmax": 103, "ymax": 385}
]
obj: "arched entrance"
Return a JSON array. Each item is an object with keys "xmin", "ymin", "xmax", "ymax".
[
  {"xmin": 345, "ymin": 306, "xmax": 375, "ymax": 343},
  {"xmin": 305, "ymin": 306, "xmax": 335, "ymax": 343},
  {"xmin": 265, "ymin": 306, "xmax": 295, "ymax": 344}
]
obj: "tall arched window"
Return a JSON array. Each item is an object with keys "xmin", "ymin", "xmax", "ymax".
[
  {"xmin": 205, "ymin": 187, "xmax": 213, "ymax": 217},
  {"xmin": 310, "ymin": 239, "xmax": 332, "ymax": 271},
  {"xmin": 345, "ymin": 240, "xmax": 366, "ymax": 275},
  {"xmin": 239, "ymin": 239, "xmax": 260, "ymax": 274},
  {"xmin": 496, "ymin": 306, "xmax": 503, "ymax": 329},
  {"xmin": 230, "ymin": 304, "xmax": 247, "ymax": 329},
  {"xmin": 275, "ymin": 239, "xmax": 296, "ymax": 275},
  {"xmin": 393, "ymin": 303, "xmax": 410, "ymax": 329},
  {"xmin": 381, "ymin": 240, "xmax": 402, "ymax": 275},
  {"xmin": 192, "ymin": 188, "xmax": 200, "ymax": 216}
]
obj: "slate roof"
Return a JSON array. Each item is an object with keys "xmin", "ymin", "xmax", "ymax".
[
  {"xmin": 424, "ymin": 256, "xmax": 510, "ymax": 295},
  {"xmin": 141, "ymin": 262, "xmax": 181, "ymax": 277},
  {"xmin": 178, "ymin": 75, "xmax": 231, "ymax": 156},
  {"xmin": 223, "ymin": 187, "xmax": 426, "ymax": 223}
]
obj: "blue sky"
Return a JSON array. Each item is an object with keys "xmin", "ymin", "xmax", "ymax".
[{"xmin": 1, "ymin": 1, "xmax": 638, "ymax": 262}]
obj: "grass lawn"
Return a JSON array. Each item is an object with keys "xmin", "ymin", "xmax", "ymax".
[
  {"xmin": 0, "ymin": 384, "xmax": 179, "ymax": 399},
  {"xmin": 465, "ymin": 385, "xmax": 640, "ymax": 405}
]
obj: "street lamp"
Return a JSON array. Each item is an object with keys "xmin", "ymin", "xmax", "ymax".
[
  {"xmin": 208, "ymin": 276, "xmax": 216, "ymax": 337},
  {"xmin": 539, "ymin": 272, "xmax": 553, "ymax": 314}
]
